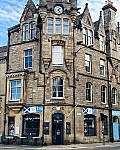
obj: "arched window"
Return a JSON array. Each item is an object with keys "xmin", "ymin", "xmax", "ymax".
[
  {"xmin": 30, "ymin": 22, "xmax": 35, "ymax": 39},
  {"xmin": 52, "ymin": 77, "xmax": 63, "ymax": 98},
  {"xmin": 83, "ymin": 27, "xmax": 87, "ymax": 45},
  {"xmin": 86, "ymin": 82, "xmax": 92, "ymax": 102},
  {"xmin": 112, "ymin": 88, "xmax": 116, "ymax": 104},
  {"xmin": 101, "ymin": 85, "xmax": 106, "ymax": 103},
  {"xmin": 88, "ymin": 30, "xmax": 93, "ymax": 45},
  {"xmin": 23, "ymin": 24, "xmax": 28, "ymax": 41},
  {"xmin": 22, "ymin": 114, "xmax": 40, "ymax": 137},
  {"xmin": 84, "ymin": 115, "xmax": 96, "ymax": 136}
]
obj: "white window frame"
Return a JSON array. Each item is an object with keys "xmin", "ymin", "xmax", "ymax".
[
  {"xmin": 52, "ymin": 45, "xmax": 63, "ymax": 66},
  {"xmin": 100, "ymin": 59, "xmax": 105, "ymax": 77},
  {"xmin": 63, "ymin": 18, "xmax": 69, "ymax": 34},
  {"xmin": 10, "ymin": 80, "xmax": 21, "ymax": 101},
  {"xmin": 112, "ymin": 88, "xmax": 116, "ymax": 105},
  {"xmin": 88, "ymin": 30, "xmax": 93, "ymax": 46},
  {"xmin": 52, "ymin": 77, "xmax": 64, "ymax": 99},
  {"xmin": 101, "ymin": 85, "xmax": 106, "ymax": 104},
  {"xmin": 86, "ymin": 82, "xmax": 92, "ymax": 102},
  {"xmin": 30, "ymin": 22, "xmax": 35, "ymax": 40},
  {"xmin": 85, "ymin": 54, "xmax": 91, "ymax": 73},
  {"xmin": 100, "ymin": 35, "xmax": 104, "ymax": 51},
  {"xmin": 83, "ymin": 27, "xmax": 87, "ymax": 45},
  {"xmin": 48, "ymin": 18, "xmax": 53, "ymax": 34},
  {"xmin": 55, "ymin": 18, "xmax": 61, "ymax": 34},
  {"xmin": 24, "ymin": 49, "xmax": 32, "ymax": 69},
  {"xmin": 23, "ymin": 24, "xmax": 28, "ymax": 41}
]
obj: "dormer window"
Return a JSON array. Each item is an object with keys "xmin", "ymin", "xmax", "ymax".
[
  {"xmin": 83, "ymin": 28, "xmax": 87, "ymax": 45},
  {"xmin": 30, "ymin": 22, "xmax": 35, "ymax": 40},
  {"xmin": 100, "ymin": 35, "xmax": 104, "ymax": 51},
  {"xmin": 23, "ymin": 24, "xmax": 28, "ymax": 41},
  {"xmin": 88, "ymin": 30, "xmax": 93, "ymax": 45}
]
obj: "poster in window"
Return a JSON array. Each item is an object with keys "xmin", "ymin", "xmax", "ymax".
[
  {"xmin": 66, "ymin": 122, "xmax": 71, "ymax": 134},
  {"xmin": 44, "ymin": 122, "xmax": 49, "ymax": 135}
]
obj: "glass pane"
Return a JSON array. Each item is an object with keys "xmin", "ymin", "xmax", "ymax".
[
  {"xmin": 17, "ymin": 80, "xmax": 21, "ymax": 87},
  {"xmin": 11, "ymin": 81, "xmax": 16, "ymax": 88},
  {"xmin": 11, "ymin": 93, "xmax": 16, "ymax": 100},
  {"xmin": 29, "ymin": 50, "xmax": 32, "ymax": 55},
  {"xmin": 25, "ymin": 51, "xmax": 28, "ymax": 56}
]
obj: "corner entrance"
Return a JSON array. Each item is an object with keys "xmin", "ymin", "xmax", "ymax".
[{"xmin": 52, "ymin": 113, "xmax": 64, "ymax": 145}]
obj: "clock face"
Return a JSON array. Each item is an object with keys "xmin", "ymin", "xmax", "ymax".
[{"xmin": 54, "ymin": 5, "xmax": 63, "ymax": 15}]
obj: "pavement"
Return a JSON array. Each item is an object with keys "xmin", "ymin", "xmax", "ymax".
[{"xmin": 0, "ymin": 142, "xmax": 120, "ymax": 150}]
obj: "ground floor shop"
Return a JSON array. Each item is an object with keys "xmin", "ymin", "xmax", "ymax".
[{"xmin": 4, "ymin": 105, "xmax": 112, "ymax": 145}]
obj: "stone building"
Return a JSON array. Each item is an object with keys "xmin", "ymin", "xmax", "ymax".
[
  {"xmin": 3, "ymin": 0, "xmax": 120, "ymax": 145},
  {"xmin": 0, "ymin": 46, "xmax": 7, "ymax": 142}
]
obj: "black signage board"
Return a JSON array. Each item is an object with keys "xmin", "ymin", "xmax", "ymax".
[
  {"xmin": 66, "ymin": 122, "xmax": 71, "ymax": 134},
  {"xmin": 44, "ymin": 122, "xmax": 49, "ymax": 135}
]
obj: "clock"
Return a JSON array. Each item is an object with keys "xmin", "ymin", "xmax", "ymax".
[{"xmin": 54, "ymin": 5, "xmax": 63, "ymax": 15}]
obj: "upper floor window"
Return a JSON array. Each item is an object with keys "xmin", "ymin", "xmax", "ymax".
[
  {"xmin": 63, "ymin": 19, "xmax": 69, "ymax": 34},
  {"xmin": 48, "ymin": 18, "xmax": 53, "ymax": 34},
  {"xmin": 100, "ymin": 59, "xmax": 105, "ymax": 76},
  {"xmin": 52, "ymin": 77, "xmax": 63, "ymax": 98},
  {"xmin": 112, "ymin": 88, "xmax": 116, "ymax": 105},
  {"xmin": 30, "ymin": 22, "xmax": 35, "ymax": 39},
  {"xmin": 86, "ymin": 82, "xmax": 92, "ymax": 102},
  {"xmin": 55, "ymin": 18, "xmax": 61, "ymax": 34},
  {"xmin": 52, "ymin": 46, "xmax": 63, "ymax": 66},
  {"xmin": 23, "ymin": 24, "xmax": 28, "ymax": 41},
  {"xmin": 11, "ymin": 80, "xmax": 21, "ymax": 101},
  {"xmin": 24, "ymin": 49, "xmax": 32, "ymax": 69},
  {"xmin": 88, "ymin": 30, "xmax": 93, "ymax": 45},
  {"xmin": 100, "ymin": 35, "xmax": 104, "ymax": 51},
  {"xmin": 85, "ymin": 54, "xmax": 91, "ymax": 73},
  {"xmin": 101, "ymin": 85, "xmax": 106, "ymax": 104},
  {"xmin": 83, "ymin": 27, "xmax": 87, "ymax": 45}
]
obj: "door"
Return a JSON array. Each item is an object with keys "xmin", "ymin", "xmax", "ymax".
[
  {"xmin": 52, "ymin": 113, "xmax": 64, "ymax": 145},
  {"xmin": 113, "ymin": 116, "xmax": 119, "ymax": 140}
]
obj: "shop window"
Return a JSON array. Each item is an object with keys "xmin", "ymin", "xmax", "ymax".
[
  {"xmin": 48, "ymin": 18, "xmax": 53, "ymax": 34},
  {"xmin": 86, "ymin": 82, "xmax": 92, "ymax": 102},
  {"xmin": 63, "ymin": 18, "xmax": 69, "ymax": 34},
  {"xmin": 84, "ymin": 115, "xmax": 96, "ymax": 136},
  {"xmin": 52, "ymin": 77, "xmax": 63, "ymax": 98},
  {"xmin": 101, "ymin": 85, "xmax": 106, "ymax": 104},
  {"xmin": 112, "ymin": 88, "xmax": 116, "ymax": 105},
  {"xmin": 85, "ymin": 54, "xmax": 91, "ymax": 73},
  {"xmin": 103, "ymin": 115, "xmax": 108, "ymax": 135},
  {"xmin": 23, "ymin": 114, "xmax": 40, "ymax": 137},
  {"xmin": 88, "ymin": 30, "xmax": 93, "ymax": 45},
  {"xmin": 83, "ymin": 27, "xmax": 87, "ymax": 45},
  {"xmin": 24, "ymin": 49, "xmax": 32, "ymax": 69},
  {"xmin": 11, "ymin": 80, "xmax": 21, "ymax": 101},
  {"xmin": 8, "ymin": 117, "xmax": 15, "ymax": 136},
  {"xmin": 52, "ymin": 45, "xmax": 63, "ymax": 66},
  {"xmin": 23, "ymin": 24, "xmax": 28, "ymax": 41},
  {"xmin": 100, "ymin": 35, "xmax": 104, "ymax": 51},
  {"xmin": 55, "ymin": 18, "xmax": 61, "ymax": 34},
  {"xmin": 100, "ymin": 59, "xmax": 105, "ymax": 76},
  {"xmin": 30, "ymin": 22, "xmax": 35, "ymax": 39}
]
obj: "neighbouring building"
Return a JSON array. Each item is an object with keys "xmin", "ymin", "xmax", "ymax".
[
  {"xmin": 3, "ymin": 0, "xmax": 120, "ymax": 145},
  {"xmin": 0, "ymin": 46, "xmax": 7, "ymax": 142}
]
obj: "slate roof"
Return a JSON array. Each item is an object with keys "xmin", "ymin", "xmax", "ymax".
[
  {"xmin": 74, "ymin": 14, "xmax": 83, "ymax": 29},
  {"xmin": 0, "ymin": 46, "xmax": 8, "ymax": 53}
]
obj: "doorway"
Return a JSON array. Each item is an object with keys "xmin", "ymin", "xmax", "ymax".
[
  {"xmin": 113, "ymin": 116, "xmax": 119, "ymax": 140},
  {"xmin": 52, "ymin": 113, "xmax": 64, "ymax": 145}
]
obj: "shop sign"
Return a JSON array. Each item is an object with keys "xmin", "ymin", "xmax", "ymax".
[
  {"xmin": 112, "ymin": 110, "xmax": 120, "ymax": 116},
  {"xmin": 83, "ymin": 108, "xmax": 97, "ymax": 115},
  {"xmin": 24, "ymin": 106, "xmax": 42, "ymax": 113}
]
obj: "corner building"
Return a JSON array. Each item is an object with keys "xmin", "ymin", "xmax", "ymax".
[{"xmin": 5, "ymin": 0, "xmax": 120, "ymax": 145}]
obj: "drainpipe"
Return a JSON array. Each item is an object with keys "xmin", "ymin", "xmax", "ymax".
[
  {"xmin": 107, "ymin": 57, "xmax": 113, "ymax": 142},
  {"xmin": 37, "ymin": 15, "xmax": 45, "ymax": 145}
]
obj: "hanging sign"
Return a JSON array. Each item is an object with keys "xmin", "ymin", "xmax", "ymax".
[
  {"xmin": 83, "ymin": 108, "xmax": 97, "ymax": 115},
  {"xmin": 24, "ymin": 106, "xmax": 42, "ymax": 113}
]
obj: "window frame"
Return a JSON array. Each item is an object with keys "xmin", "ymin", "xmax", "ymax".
[
  {"xmin": 30, "ymin": 22, "xmax": 35, "ymax": 40},
  {"xmin": 8, "ymin": 117, "xmax": 15, "ymax": 136},
  {"xmin": 102, "ymin": 115, "xmax": 108, "ymax": 135},
  {"xmin": 101, "ymin": 85, "xmax": 106, "ymax": 104},
  {"xmin": 52, "ymin": 77, "xmax": 64, "ymax": 99},
  {"xmin": 100, "ymin": 35, "xmax": 104, "ymax": 51},
  {"xmin": 88, "ymin": 30, "xmax": 93, "ymax": 46},
  {"xmin": 85, "ymin": 54, "xmax": 91, "ymax": 73},
  {"xmin": 23, "ymin": 24, "xmax": 28, "ymax": 41},
  {"xmin": 24, "ymin": 49, "xmax": 32, "ymax": 69},
  {"xmin": 63, "ymin": 18, "xmax": 69, "ymax": 35},
  {"xmin": 86, "ymin": 82, "xmax": 92, "ymax": 102},
  {"xmin": 100, "ymin": 59, "xmax": 105, "ymax": 77},
  {"xmin": 55, "ymin": 18, "xmax": 61, "ymax": 34},
  {"xmin": 48, "ymin": 18, "xmax": 53, "ymax": 34},
  {"xmin": 83, "ymin": 27, "xmax": 87, "ymax": 45},
  {"xmin": 112, "ymin": 88, "xmax": 116, "ymax": 105}
]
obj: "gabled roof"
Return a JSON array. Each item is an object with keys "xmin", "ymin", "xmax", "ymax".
[
  {"xmin": 74, "ymin": 14, "xmax": 83, "ymax": 29},
  {"xmin": 0, "ymin": 46, "xmax": 8, "ymax": 53}
]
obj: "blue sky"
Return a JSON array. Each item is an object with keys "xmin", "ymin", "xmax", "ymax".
[{"xmin": 0, "ymin": 0, "xmax": 120, "ymax": 47}]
